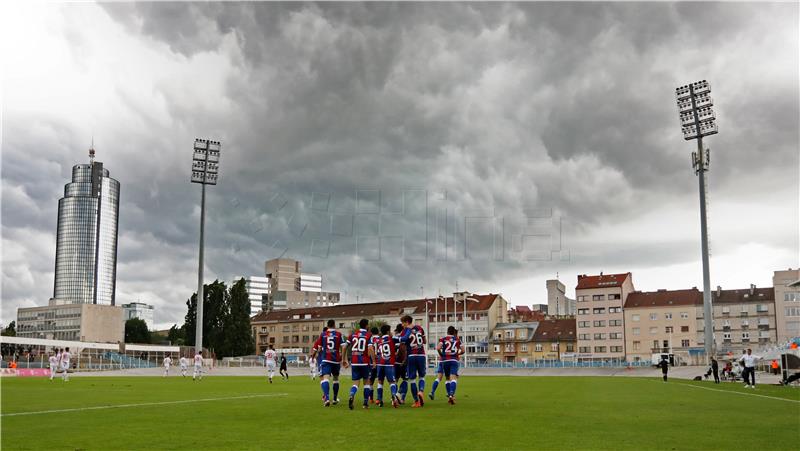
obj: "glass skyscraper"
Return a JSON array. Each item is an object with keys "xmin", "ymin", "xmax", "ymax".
[{"xmin": 53, "ymin": 151, "xmax": 120, "ymax": 305}]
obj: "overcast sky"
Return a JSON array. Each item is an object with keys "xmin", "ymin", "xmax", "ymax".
[{"xmin": 2, "ymin": 2, "xmax": 798, "ymax": 329}]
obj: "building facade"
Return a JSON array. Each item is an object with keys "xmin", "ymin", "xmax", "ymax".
[
  {"xmin": 700, "ymin": 286, "xmax": 777, "ymax": 356},
  {"xmin": 547, "ymin": 279, "xmax": 575, "ymax": 316},
  {"xmin": 489, "ymin": 319, "xmax": 576, "ymax": 364},
  {"xmin": 262, "ymin": 258, "xmax": 340, "ymax": 311},
  {"xmin": 575, "ymin": 273, "xmax": 634, "ymax": 361},
  {"xmin": 121, "ymin": 302, "xmax": 155, "ymax": 330},
  {"xmin": 16, "ymin": 300, "xmax": 124, "ymax": 343},
  {"xmin": 242, "ymin": 276, "xmax": 270, "ymax": 316},
  {"xmin": 773, "ymin": 269, "xmax": 800, "ymax": 342},
  {"xmin": 623, "ymin": 289, "xmax": 703, "ymax": 363},
  {"xmin": 53, "ymin": 149, "xmax": 120, "ymax": 305}
]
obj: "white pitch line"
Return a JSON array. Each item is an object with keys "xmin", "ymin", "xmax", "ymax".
[
  {"xmin": 670, "ymin": 382, "xmax": 800, "ymax": 404},
  {"xmin": 2, "ymin": 393, "xmax": 289, "ymax": 417}
]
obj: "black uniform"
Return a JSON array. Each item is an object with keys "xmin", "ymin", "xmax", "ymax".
[
  {"xmin": 279, "ymin": 355, "xmax": 288, "ymax": 379},
  {"xmin": 711, "ymin": 358, "xmax": 720, "ymax": 384},
  {"xmin": 657, "ymin": 359, "xmax": 669, "ymax": 382}
]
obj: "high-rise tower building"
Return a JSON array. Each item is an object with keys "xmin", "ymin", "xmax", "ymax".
[{"xmin": 53, "ymin": 146, "xmax": 120, "ymax": 305}]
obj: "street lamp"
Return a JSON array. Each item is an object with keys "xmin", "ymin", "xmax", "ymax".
[
  {"xmin": 190, "ymin": 138, "xmax": 221, "ymax": 354},
  {"xmin": 675, "ymin": 80, "xmax": 717, "ymax": 363}
]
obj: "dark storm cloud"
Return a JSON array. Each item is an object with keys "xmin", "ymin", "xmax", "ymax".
[{"xmin": 2, "ymin": 2, "xmax": 797, "ymax": 324}]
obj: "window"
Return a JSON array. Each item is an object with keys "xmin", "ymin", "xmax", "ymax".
[
  {"xmin": 786, "ymin": 307, "xmax": 800, "ymax": 317},
  {"xmin": 593, "ymin": 308, "xmax": 605, "ymax": 314},
  {"xmin": 653, "ymin": 340, "xmax": 659, "ymax": 349},
  {"xmin": 505, "ymin": 330, "xmax": 514, "ymax": 338},
  {"xmin": 282, "ymin": 326, "xmax": 290, "ymax": 332},
  {"xmin": 577, "ymin": 295, "xmax": 587, "ymax": 302},
  {"xmin": 566, "ymin": 344, "xmax": 574, "ymax": 352},
  {"xmin": 260, "ymin": 327, "xmax": 267, "ymax": 333},
  {"xmin": 594, "ymin": 346, "xmax": 606, "ymax": 353},
  {"xmin": 722, "ymin": 306, "xmax": 730, "ymax": 314},
  {"xmin": 593, "ymin": 333, "xmax": 606, "ymax": 340},
  {"xmin": 521, "ymin": 344, "xmax": 528, "ymax": 352},
  {"xmin": 609, "ymin": 332, "xmax": 623, "ymax": 339},
  {"xmin": 593, "ymin": 320, "xmax": 606, "ymax": 327},
  {"xmin": 493, "ymin": 345, "xmax": 500, "ymax": 353},
  {"xmin": 269, "ymin": 326, "xmax": 275, "ymax": 332},
  {"xmin": 578, "ymin": 333, "xmax": 590, "ymax": 340},
  {"xmin": 551, "ymin": 343, "xmax": 559, "ymax": 352},
  {"xmin": 282, "ymin": 336, "xmax": 289, "ymax": 343},
  {"xmin": 756, "ymin": 304, "xmax": 768, "ymax": 313},
  {"xmin": 665, "ymin": 326, "xmax": 673, "ymax": 333},
  {"xmin": 535, "ymin": 344, "xmax": 543, "ymax": 352},
  {"xmin": 742, "ymin": 332, "xmax": 750, "ymax": 341},
  {"xmin": 609, "ymin": 307, "xmax": 622, "ymax": 314},
  {"xmin": 579, "ymin": 346, "xmax": 591, "ymax": 353},
  {"xmin": 578, "ymin": 321, "xmax": 590, "ymax": 328},
  {"xmin": 649, "ymin": 327, "xmax": 658, "ymax": 334},
  {"xmin": 633, "ymin": 341, "xmax": 641, "ymax": 350},
  {"xmin": 609, "ymin": 294, "xmax": 621, "ymax": 300},
  {"xmin": 665, "ymin": 313, "xmax": 672, "ymax": 320},
  {"xmin": 723, "ymin": 332, "xmax": 731, "ymax": 340},
  {"xmin": 609, "ymin": 346, "xmax": 623, "ymax": 353},
  {"xmin": 593, "ymin": 295, "xmax": 604, "ymax": 301},
  {"xmin": 680, "ymin": 326, "xmax": 689, "ymax": 332},
  {"xmin": 609, "ymin": 320, "xmax": 623, "ymax": 326},
  {"xmin": 680, "ymin": 312, "xmax": 689, "ymax": 319},
  {"xmin": 650, "ymin": 313, "xmax": 658, "ymax": 321},
  {"xmin": 632, "ymin": 327, "xmax": 640, "ymax": 335},
  {"xmin": 578, "ymin": 308, "xmax": 589, "ymax": 315},
  {"xmin": 681, "ymin": 339, "xmax": 690, "ymax": 347},
  {"xmin": 632, "ymin": 314, "xmax": 640, "ymax": 321}
]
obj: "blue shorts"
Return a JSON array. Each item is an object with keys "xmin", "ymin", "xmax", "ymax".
[
  {"xmin": 369, "ymin": 366, "xmax": 378, "ymax": 382},
  {"xmin": 320, "ymin": 361, "xmax": 340, "ymax": 377},
  {"xmin": 406, "ymin": 356, "xmax": 427, "ymax": 379},
  {"xmin": 351, "ymin": 365, "xmax": 371, "ymax": 381},
  {"xmin": 395, "ymin": 363, "xmax": 407, "ymax": 380},
  {"xmin": 436, "ymin": 362, "xmax": 443, "ymax": 374},
  {"xmin": 442, "ymin": 360, "xmax": 459, "ymax": 377},
  {"xmin": 376, "ymin": 365, "xmax": 396, "ymax": 383}
]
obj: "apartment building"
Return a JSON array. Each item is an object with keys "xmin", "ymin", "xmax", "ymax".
[
  {"xmin": 489, "ymin": 318, "xmax": 576, "ymax": 363},
  {"xmin": 261, "ymin": 258, "xmax": 340, "ymax": 311},
  {"xmin": 16, "ymin": 300, "xmax": 124, "ymax": 343},
  {"xmin": 575, "ymin": 272, "xmax": 634, "ymax": 361},
  {"xmin": 547, "ymin": 279, "xmax": 575, "ymax": 316},
  {"xmin": 623, "ymin": 289, "xmax": 702, "ymax": 363},
  {"xmin": 699, "ymin": 286, "xmax": 777, "ymax": 356},
  {"xmin": 773, "ymin": 269, "xmax": 800, "ymax": 342}
]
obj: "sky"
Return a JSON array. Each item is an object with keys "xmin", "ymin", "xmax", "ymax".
[{"xmin": 1, "ymin": 2, "xmax": 798, "ymax": 330}]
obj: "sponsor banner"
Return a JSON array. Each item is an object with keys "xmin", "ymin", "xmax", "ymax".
[
  {"xmin": 16, "ymin": 368, "xmax": 51, "ymax": 377},
  {"xmin": 0, "ymin": 368, "xmax": 17, "ymax": 377}
]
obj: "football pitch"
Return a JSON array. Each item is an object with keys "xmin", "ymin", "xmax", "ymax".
[{"xmin": 1, "ymin": 375, "xmax": 798, "ymax": 450}]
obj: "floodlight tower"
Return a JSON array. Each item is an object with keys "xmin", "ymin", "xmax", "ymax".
[
  {"xmin": 190, "ymin": 138, "xmax": 221, "ymax": 353},
  {"xmin": 675, "ymin": 80, "xmax": 717, "ymax": 362}
]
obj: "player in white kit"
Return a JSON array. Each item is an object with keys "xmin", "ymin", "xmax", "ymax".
[
  {"xmin": 309, "ymin": 357, "xmax": 318, "ymax": 380},
  {"xmin": 193, "ymin": 351, "xmax": 203, "ymax": 381},
  {"xmin": 264, "ymin": 345, "xmax": 277, "ymax": 384},
  {"xmin": 48, "ymin": 351, "xmax": 59, "ymax": 381},
  {"xmin": 180, "ymin": 356, "xmax": 188, "ymax": 377},
  {"xmin": 163, "ymin": 355, "xmax": 172, "ymax": 377},
  {"xmin": 60, "ymin": 347, "xmax": 71, "ymax": 381}
]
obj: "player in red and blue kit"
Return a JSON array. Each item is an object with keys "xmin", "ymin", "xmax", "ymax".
[
  {"xmin": 400, "ymin": 314, "xmax": 427, "ymax": 407},
  {"xmin": 437, "ymin": 325, "xmax": 465, "ymax": 405},
  {"xmin": 343, "ymin": 318, "xmax": 376, "ymax": 410},
  {"xmin": 368, "ymin": 327, "xmax": 381, "ymax": 404},
  {"xmin": 393, "ymin": 323, "xmax": 409, "ymax": 404},
  {"xmin": 312, "ymin": 319, "xmax": 346, "ymax": 407},
  {"xmin": 375, "ymin": 324, "xmax": 399, "ymax": 408}
]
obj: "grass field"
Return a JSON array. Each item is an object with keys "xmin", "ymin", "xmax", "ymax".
[{"xmin": 1, "ymin": 375, "xmax": 798, "ymax": 450}]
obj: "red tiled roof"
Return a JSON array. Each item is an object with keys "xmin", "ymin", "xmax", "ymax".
[
  {"xmin": 516, "ymin": 306, "xmax": 532, "ymax": 313},
  {"xmin": 624, "ymin": 288, "xmax": 702, "ymax": 309},
  {"xmin": 713, "ymin": 288, "xmax": 774, "ymax": 304},
  {"xmin": 532, "ymin": 319, "xmax": 576, "ymax": 341},
  {"xmin": 576, "ymin": 273, "xmax": 631, "ymax": 290},
  {"xmin": 251, "ymin": 293, "xmax": 501, "ymax": 323}
]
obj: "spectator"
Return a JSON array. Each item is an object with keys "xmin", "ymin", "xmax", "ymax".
[
  {"xmin": 738, "ymin": 348, "xmax": 761, "ymax": 388},
  {"xmin": 657, "ymin": 357, "xmax": 669, "ymax": 382},
  {"xmin": 710, "ymin": 357, "xmax": 720, "ymax": 384}
]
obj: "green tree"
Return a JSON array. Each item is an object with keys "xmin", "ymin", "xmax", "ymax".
[
  {"xmin": 184, "ymin": 280, "xmax": 228, "ymax": 352},
  {"xmin": 125, "ymin": 318, "xmax": 151, "ymax": 344},
  {"xmin": 1, "ymin": 321, "xmax": 16, "ymax": 337},
  {"xmin": 167, "ymin": 324, "xmax": 185, "ymax": 345},
  {"xmin": 224, "ymin": 278, "xmax": 255, "ymax": 356}
]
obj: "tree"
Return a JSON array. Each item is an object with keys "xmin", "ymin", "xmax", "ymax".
[
  {"xmin": 184, "ymin": 280, "xmax": 228, "ymax": 352},
  {"xmin": 167, "ymin": 324, "xmax": 185, "ymax": 345},
  {"xmin": 224, "ymin": 278, "xmax": 255, "ymax": 356},
  {"xmin": 125, "ymin": 318, "xmax": 151, "ymax": 344},
  {"xmin": 1, "ymin": 321, "xmax": 16, "ymax": 337}
]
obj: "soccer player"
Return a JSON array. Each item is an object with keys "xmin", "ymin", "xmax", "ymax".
[
  {"xmin": 193, "ymin": 351, "xmax": 204, "ymax": 381},
  {"xmin": 313, "ymin": 319, "xmax": 346, "ymax": 407},
  {"xmin": 163, "ymin": 354, "xmax": 172, "ymax": 377},
  {"xmin": 179, "ymin": 355, "xmax": 188, "ymax": 377},
  {"xmin": 48, "ymin": 350, "xmax": 58, "ymax": 381},
  {"xmin": 344, "ymin": 318, "xmax": 376, "ymax": 410},
  {"xmin": 429, "ymin": 361, "xmax": 444, "ymax": 400},
  {"xmin": 279, "ymin": 353, "xmax": 288, "ymax": 380},
  {"xmin": 400, "ymin": 315, "xmax": 427, "ymax": 407},
  {"xmin": 368, "ymin": 327, "xmax": 381, "ymax": 404},
  {"xmin": 393, "ymin": 324, "xmax": 409, "ymax": 404},
  {"xmin": 309, "ymin": 356, "xmax": 318, "ymax": 380},
  {"xmin": 264, "ymin": 345, "xmax": 277, "ymax": 383},
  {"xmin": 60, "ymin": 347, "xmax": 71, "ymax": 381},
  {"xmin": 437, "ymin": 326, "xmax": 464, "ymax": 405},
  {"xmin": 375, "ymin": 324, "xmax": 399, "ymax": 407}
]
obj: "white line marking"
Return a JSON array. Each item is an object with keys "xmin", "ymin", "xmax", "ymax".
[
  {"xmin": 2, "ymin": 393, "xmax": 289, "ymax": 417},
  {"xmin": 670, "ymin": 382, "xmax": 799, "ymax": 404}
]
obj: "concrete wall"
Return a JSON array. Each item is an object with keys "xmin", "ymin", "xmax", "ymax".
[{"xmin": 80, "ymin": 304, "xmax": 124, "ymax": 343}]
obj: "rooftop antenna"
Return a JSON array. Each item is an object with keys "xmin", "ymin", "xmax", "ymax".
[{"xmin": 89, "ymin": 137, "xmax": 96, "ymax": 165}]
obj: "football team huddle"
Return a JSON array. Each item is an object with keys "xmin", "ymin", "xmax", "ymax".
[{"xmin": 299, "ymin": 314, "xmax": 464, "ymax": 409}]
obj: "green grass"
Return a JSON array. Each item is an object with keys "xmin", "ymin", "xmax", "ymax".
[{"xmin": 2, "ymin": 375, "xmax": 798, "ymax": 450}]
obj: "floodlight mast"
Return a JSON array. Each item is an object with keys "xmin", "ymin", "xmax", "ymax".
[
  {"xmin": 191, "ymin": 138, "xmax": 221, "ymax": 355},
  {"xmin": 676, "ymin": 81, "xmax": 717, "ymax": 363}
]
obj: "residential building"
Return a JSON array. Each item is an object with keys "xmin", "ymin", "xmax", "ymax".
[
  {"xmin": 250, "ymin": 292, "xmax": 507, "ymax": 364},
  {"xmin": 531, "ymin": 304, "xmax": 548, "ymax": 313},
  {"xmin": 488, "ymin": 318, "xmax": 575, "ymax": 364},
  {"xmin": 263, "ymin": 258, "xmax": 340, "ymax": 310},
  {"xmin": 16, "ymin": 300, "xmax": 124, "ymax": 343},
  {"xmin": 241, "ymin": 276, "xmax": 270, "ymax": 316},
  {"xmin": 508, "ymin": 305, "xmax": 546, "ymax": 323},
  {"xmin": 700, "ymin": 286, "xmax": 777, "ymax": 356},
  {"xmin": 575, "ymin": 272, "xmax": 634, "ymax": 361},
  {"xmin": 121, "ymin": 302, "xmax": 155, "ymax": 329},
  {"xmin": 547, "ymin": 279, "xmax": 575, "ymax": 316},
  {"xmin": 623, "ymin": 289, "xmax": 702, "ymax": 363},
  {"xmin": 773, "ymin": 269, "xmax": 800, "ymax": 342},
  {"xmin": 531, "ymin": 318, "xmax": 576, "ymax": 361},
  {"xmin": 53, "ymin": 146, "xmax": 120, "ymax": 305}
]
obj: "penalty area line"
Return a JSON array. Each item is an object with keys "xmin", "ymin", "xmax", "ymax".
[
  {"xmin": 667, "ymin": 382, "xmax": 799, "ymax": 404},
  {"xmin": 2, "ymin": 393, "xmax": 289, "ymax": 417}
]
